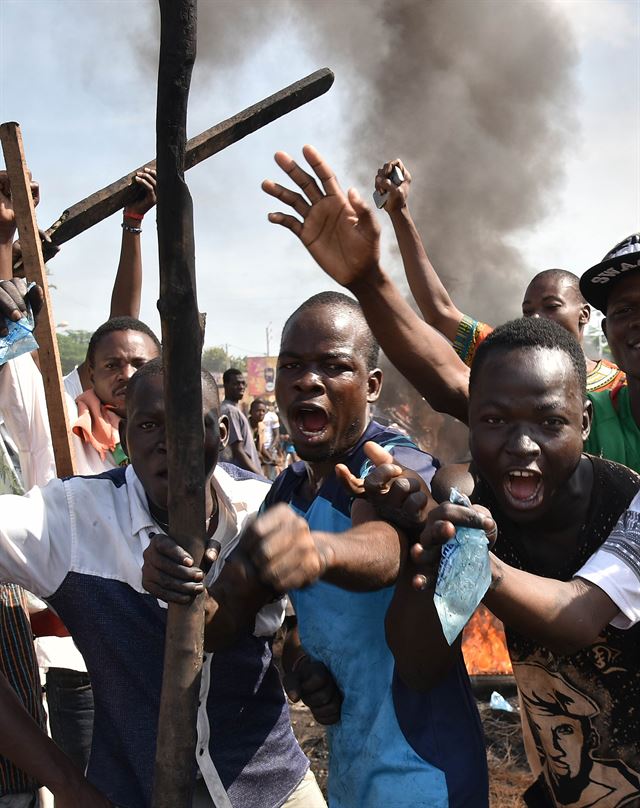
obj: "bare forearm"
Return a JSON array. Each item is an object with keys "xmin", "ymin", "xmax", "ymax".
[
  {"xmin": 484, "ymin": 554, "xmax": 619, "ymax": 655},
  {"xmin": 231, "ymin": 443, "xmax": 262, "ymax": 476},
  {"xmin": 110, "ymin": 222, "xmax": 142, "ymax": 318},
  {"xmin": 348, "ymin": 265, "xmax": 470, "ymax": 421},
  {"xmin": 385, "ymin": 569, "xmax": 459, "ymax": 691},
  {"xmin": 0, "ymin": 239, "xmax": 13, "ymax": 281},
  {"xmin": 0, "ymin": 672, "xmax": 84, "ymax": 793},
  {"xmin": 315, "ymin": 520, "xmax": 402, "ymax": 591},
  {"xmin": 388, "ymin": 208, "xmax": 463, "ymax": 341}
]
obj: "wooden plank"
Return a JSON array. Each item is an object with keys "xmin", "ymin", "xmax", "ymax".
[
  {"xmin": 32, "ymin": 68, "xmax": 334, "ymax": 264},
  {"xmin": 152, "ymin": 1, "xmax": 213, "ymax": 805},
  {"xmin": 0, "ymin": 123, "xmax": 76, "ymax": 478}
]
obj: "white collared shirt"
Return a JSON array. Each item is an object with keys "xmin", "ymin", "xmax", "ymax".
[{"xmin": 0, "ymin": 462, "xmax": 283, "ymax": 802}]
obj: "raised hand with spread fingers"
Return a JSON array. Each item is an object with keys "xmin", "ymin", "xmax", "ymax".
[
  {"xmin": 262, "ymin": 145, "xmax": 380, "ymax": 287},
  {"xmin": 262, "ymin": 146, "xmax": 471, "ymax": 422}
]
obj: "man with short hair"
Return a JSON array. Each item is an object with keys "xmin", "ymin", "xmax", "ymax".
[
  {"xmin": 220, "ymin": 368, "xmax": 262, "ymax": 475},
  {"xmin": 248, "ymin": 398, "xmax": 275, "ymax": 478},
  {"xmin": 0, "ymin": 358, "xmax": 321, "ymax": 808},
  {"xmin": 252, "ymin": 291, "xmax": 487, "ymax": 807},
  {"xmin": 580, "ymin": 234, "xmax": 640, "ymax": 468},
  {"xmin": 382, "ymin": 317, "xmax": 640, "ymax": 807},
  {"xmin": 149, "ymin": 289, "xmax": 489, "ymax": 807},
  {"xmin": 0, "ymin": 170, "xmax": 160, "ymax": 787}
]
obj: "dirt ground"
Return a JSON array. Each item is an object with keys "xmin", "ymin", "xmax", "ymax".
[{"xmin": 289, "ymin": 695, "xmax": 533, "ymax": 807}]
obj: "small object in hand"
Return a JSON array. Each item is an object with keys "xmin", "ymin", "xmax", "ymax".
[
  {"xmin": 433, "ymin": 488, "xmax": 492, "ymax": 645},
  {"xmin": 0, "ymin": 283, "xmax": 39, "ymax": 366},
  {"xmin": 373, "ymin": 165, "xmax": 404, "ymax": 209}
]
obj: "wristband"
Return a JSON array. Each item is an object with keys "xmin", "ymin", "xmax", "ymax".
[
  {"xmin": 123, "ymin": 210, "xmax": 144, "ymax": 221},
  {"xmin": 121, "ymin": 223, "xmax": 142, "ymax": 234}
]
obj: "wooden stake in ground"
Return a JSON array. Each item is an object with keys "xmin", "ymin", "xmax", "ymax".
[
  {"xmin": 0, "ymin": 122, "xmax": 76, "ymax": 478},
  {"xmin": 153, "ymin": 1, "xmax": 210, "ymax": 806}
]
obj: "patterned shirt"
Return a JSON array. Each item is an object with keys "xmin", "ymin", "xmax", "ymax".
[
  {"xmin": 0, "ymin": 429, "xmax": 45, "ymax": 796},
  {"xmin": 453, "ymin": 314, "xmax": 625, "ymax": 393},
  {"xmin": 0, "ymin": 584, "xmax": 46, "ymax": 796},
  {"xmin": 477, "ymin": 456, "xmax": 640, "ymax": 807}
]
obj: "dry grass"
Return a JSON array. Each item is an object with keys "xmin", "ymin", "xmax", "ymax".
[{"xmin": 482, "ymin": 706, "xmax": 533, "ymax": 807}]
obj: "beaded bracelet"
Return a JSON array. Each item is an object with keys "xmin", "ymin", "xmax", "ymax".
[{"xmin": 121, "ymin": 223, "xmax": 142, "ymax": 234}]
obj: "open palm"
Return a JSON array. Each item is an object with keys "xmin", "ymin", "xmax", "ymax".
[{"xmin": 262, "ymin": 145, "xmax": 380, "ymax": 287}]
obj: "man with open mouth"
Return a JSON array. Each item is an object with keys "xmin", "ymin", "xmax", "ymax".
[
  {"xmin": 251, "ymin": 289, "xmax": 489, "ymax": 807},
  {"xmin": 383, "ymin": 319, "xmax": 640, "ymax": 807},
  {"xmin": 261, "ymin": 146, "xmax": 640, "ymax": 807}
]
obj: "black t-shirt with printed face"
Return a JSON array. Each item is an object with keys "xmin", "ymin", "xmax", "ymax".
[{"xmin": 475, "ymin": 456, "xmax": 640, "ymax": 808}]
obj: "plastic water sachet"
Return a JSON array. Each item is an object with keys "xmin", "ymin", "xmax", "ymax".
[
  {"xmin": 0, "ymin": 283, "xmax": 39, "ymax": 366},
  {"xmin": 434, "ymin": 487, "xmax": 492, "ymax": 645},
  {"xmin": 489, "ymin": 691, "xmax": 514, "ymax": 713}
]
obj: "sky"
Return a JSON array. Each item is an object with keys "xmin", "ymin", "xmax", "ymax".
[{"xmin": 0, "ymin": 0, "xmax": 638, "ymax": 358}]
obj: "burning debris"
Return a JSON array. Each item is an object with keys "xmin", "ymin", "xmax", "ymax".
[{"xmin": 463, "ymin": 604, "xmax": 512, "ymax": 677}]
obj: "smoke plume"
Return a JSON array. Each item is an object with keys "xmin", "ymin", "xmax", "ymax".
[
  {"xmin": 307, "ymin": 0, "xmax": 578, "ymax": 321},
  {"xmin": 130, "ymin": 0, "xmax": 579, "ymax": 458},
  {"xmin": 157, "ymin": 0, "xmax": 578, "ymax": 322}
]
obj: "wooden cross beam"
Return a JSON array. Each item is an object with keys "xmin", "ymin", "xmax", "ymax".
[
  {"xmin": 152, "ymin": 6, "xmax": 333, "ymax": 808},
  {"xmin": 12, "ymin": 68, "xmax": 333, "ymax": 270}
]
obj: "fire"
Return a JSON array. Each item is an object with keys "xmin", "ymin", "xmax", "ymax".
[{"xmin": 462, "ymin": 605, "xmax": 512, "ymax": 675}]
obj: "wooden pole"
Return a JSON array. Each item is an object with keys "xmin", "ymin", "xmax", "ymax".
[
  {"xmin": 0, "ymin": 123, "xmax": 76, "ymax": 478},
  {"xmin": 153, "ymin": 1, "xmax": 211, "ymax": 806},
  {"xmin": 19, "ymin": 69, "xmax": 333, "ymax": 267}
]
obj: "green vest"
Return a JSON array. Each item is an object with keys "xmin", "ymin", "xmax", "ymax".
[{"xmin": 585, "ymin": 386, "xmax": 640, "ymax": 472}]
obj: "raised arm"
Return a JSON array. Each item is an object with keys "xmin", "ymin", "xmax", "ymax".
[
  {"xmin": 262, "ymin": 146, "xmax": 470, "ymax": 421},
  {"xmin": 0, "ymin": 171, "xmax": 16, "ymax": 281},
  {"xmin": 0, "ymin": 169, "xmax": 42, "ymax": 281},
  {"xmin": 375, "ymin": 159, "xmax": 465, "ymax": 341},
  {"xmin": 75, "ymin": 169, "xmax": 157, "ymax": 389},
  {"xmin": 109, "ymin": 168, "xmax": 156, "ymax": 318}
]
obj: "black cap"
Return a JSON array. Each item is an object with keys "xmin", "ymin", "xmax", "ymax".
[{"xmin": 579, "ymin": 233, "xmax": 640, "ymax": 314}]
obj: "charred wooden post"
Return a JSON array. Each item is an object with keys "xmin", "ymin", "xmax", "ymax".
[
  {"xmin": 25, "ymin": 69, "xmax": 334, "ymax": 268},
  {"xmin": 152, "ymin": 1, "xmax": 209, "ymax": 805}
]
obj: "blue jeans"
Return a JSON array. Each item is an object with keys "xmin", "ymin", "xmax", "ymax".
[{"xmin": 46, "ymin": 668, "xmax": 94, "ymax": 772}]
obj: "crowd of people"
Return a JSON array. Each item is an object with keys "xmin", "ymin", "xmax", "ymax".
[{"xmin": 0, "ymin": 143, "xmax": 637, "ymax": 808}]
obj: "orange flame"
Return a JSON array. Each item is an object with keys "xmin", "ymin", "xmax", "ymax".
[{"xmin": 462, "ymin": 605, "xmax": 512, "ymax": 675}]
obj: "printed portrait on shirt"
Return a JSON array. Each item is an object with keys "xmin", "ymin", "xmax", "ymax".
[{"xmin": 515, "ymin": 663, "xmax": 640, "ymax": 807}]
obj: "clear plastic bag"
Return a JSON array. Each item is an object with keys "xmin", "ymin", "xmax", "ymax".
[
  {"xmin": 434, "ymin": 487, "xmax": 492, "ymax": 645},
  {"xmin": 0, "ymin": 283, "xmax": 39, "ymax": 366}
]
